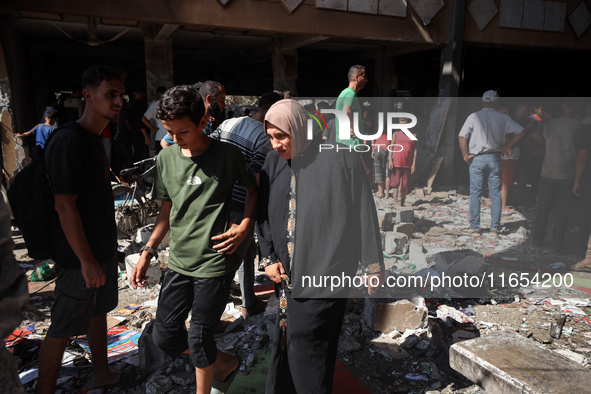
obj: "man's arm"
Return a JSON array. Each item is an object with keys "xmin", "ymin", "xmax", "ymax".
[
  {"xmin": 54, "ymin": 194, "xmax": 105, "ymax": 288},
  {"xmin": 500, "ymin": 130, "xmax": 527, "ymax": 156},
  {"xmin": 459, "ymin": 136, "xmax": 475, "ymax": 165},
  {"xmin": 342, "ymin": 104, "xmax": 355, "ymax": 137},
  {"xmin": 211, "ymin": 184, "xmax": 259, "ymax": 254},
  {"xmin": 130, "ymin": 200, "xmax": 171, "ymax": 288},
  {"xmin": 141, "ymin": 116, "xmax": 157, "ymax": 134},
  {"xmin": 574, "ymin": 148, "xmax": 588, "ymax": 197},
  {"xmin": 140, "ymin": 127, "xmax": 151, "ymax": 146},
  {"xmin": 15, "ymin": 131, "xmax": 33, "ymax": 138}
]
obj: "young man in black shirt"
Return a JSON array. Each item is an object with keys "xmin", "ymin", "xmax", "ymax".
[{"xmin": 37, "ymin": 65, "xmax": 137, "ymax": 392}]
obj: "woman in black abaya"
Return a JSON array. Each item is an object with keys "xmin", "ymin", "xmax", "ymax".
[{"xmin": 257, "ymin": 99, "xmax": 384, "ymax": 394}]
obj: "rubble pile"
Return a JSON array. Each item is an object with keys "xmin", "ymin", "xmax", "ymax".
[{"xmin": 5, "ymin": 188, "xmax": 591, "ymax": 393}]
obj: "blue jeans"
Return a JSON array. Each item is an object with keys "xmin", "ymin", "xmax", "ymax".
[{"xmin": 469, "ymin": 154, "xmax": 502, "ymax": 231}]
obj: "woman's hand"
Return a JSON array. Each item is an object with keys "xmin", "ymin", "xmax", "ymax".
[{"xmin": 265, "ymin": 263, "xmax": 285, "ymax": 284}]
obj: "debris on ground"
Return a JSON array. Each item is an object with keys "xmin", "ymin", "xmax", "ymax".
[{"xmin": 6, "ymin": 188, "xmax": 591, "ymax": 393}]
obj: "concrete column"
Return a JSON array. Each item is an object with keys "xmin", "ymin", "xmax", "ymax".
[
  {"xmin": 143, "ymin": 33, "xmax": 174, "ymax": 102},
  {"xmin": 437, "ymin": 0, "xmax": 466, "ymax": 187},
  {"xmin": 272, "ymin": 38, "xmax": 298, "ymax": 96},
  {"xmin": 0, "ymin": 17, "xmax": 35, "ymax": 136},
  {"xmin": 0, "ymin": 29, "xmax": 26, "ymax": 180}
]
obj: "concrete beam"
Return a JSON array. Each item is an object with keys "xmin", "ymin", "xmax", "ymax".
[
  {"xmin": 4, "ymin": 0, "xmax": 449, "ymax": 44},
  {"xmin": 281, "ymin": 35, "xmax": 328, "ymax": 51},
  {"xmin": 154, "ymin": 23, "xmax": 179, "ymax": 41},
  {"xmin": 450, "ymin": 330, "xmax": 591, "ymax": 393}
]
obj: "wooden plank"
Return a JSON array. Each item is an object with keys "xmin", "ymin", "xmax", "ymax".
[{"xmin": 426, "ymin": 156, "xmax": 444, "ymax": 189}]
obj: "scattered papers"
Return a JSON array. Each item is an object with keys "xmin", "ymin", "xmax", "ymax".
[{"xmin": 75, "ymin": 330, "xmax": 141, "ymax": 364}]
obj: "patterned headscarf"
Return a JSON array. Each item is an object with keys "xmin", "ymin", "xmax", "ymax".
[{"xmin": 264, "ymin": 99, "xmax": 312, "ymax": 157}]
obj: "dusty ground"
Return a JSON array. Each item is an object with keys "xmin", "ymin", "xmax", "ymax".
[{"xmin": 9, "ymin": 187, "xmax": 591, "ymax": 393}]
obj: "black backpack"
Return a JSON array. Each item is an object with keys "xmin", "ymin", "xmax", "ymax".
[{"xmin": 8, "ymin": 128, "xmax": 62, "ymax": 259}]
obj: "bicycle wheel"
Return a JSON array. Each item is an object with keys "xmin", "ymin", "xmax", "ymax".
[{"xmin": 112, "ymin": 184, "xmax": 147, "ymax": 238}]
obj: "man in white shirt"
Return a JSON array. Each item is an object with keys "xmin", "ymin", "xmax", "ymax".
[
  {"xmin": 141, "ymin": 86, "xmax": 168, "ymax": 153},
  {"xmin": 458, "ymin": 91, "xmax": 524, "ymax": 237}
]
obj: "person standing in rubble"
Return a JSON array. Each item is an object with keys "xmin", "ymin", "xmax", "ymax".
[
  {"xmin": 38, "ymin": 65, "xmax": 141, "ymax": 393},
  {"xmin": 257, "ymin": 99, "xmax": 384, "ymax": 393},
  {"xmin": 532, "ymin": 98, "xmax": 586, "ymax": 252},
  {"xmin": 15, "ymin": 110, "xmax": 58, "ymax": 159},
  {"xmin": 388, "ymin": 116, "xmax": 417, "ymax": 209},
  {"xmin": 572, "ymin": 123, "xmax": 591, "ymax": 269},
  {"xmin": 458, "ymin": 90, "xmax": 525, "ymax": 238},
  {"xmin": 130, "ymin": 85, "xmax": 258, "ymax": 394}
]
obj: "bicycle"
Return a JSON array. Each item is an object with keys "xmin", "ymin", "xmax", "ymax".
[{"xmin": 112, "ymin": 157, "xmax": 159, "ymax": 238}]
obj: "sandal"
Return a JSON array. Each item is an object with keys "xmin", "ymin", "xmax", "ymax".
[
  {"xmin": 572, "ymin": 261, "xmax": 591, "ymax": 272},
  {"xmin": 211, "ymin": 356, "xmax": 241, "ymax": 394}
]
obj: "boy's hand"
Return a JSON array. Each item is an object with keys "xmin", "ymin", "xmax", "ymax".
[
  {"xmin": 130, "ymin": 255, "xmax": 151, "ymax": 289},
  {"xmin": 265, "ymin": 262, "xmax": 285, "ymax": 284},
  {"xmin": 411, "ymin": 164, "xmax": 416, "ymax": 174},
  {"xmin": 211, "ymin": 222, "xmax": 247, "ymax": 254}
]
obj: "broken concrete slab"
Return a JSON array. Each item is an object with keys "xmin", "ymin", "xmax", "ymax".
[
  {"xmin": 408, "ymin": 240, "xmax": 454, "ymax": 271},
  {"xmin": 530, "ymin": 329, "xmax": 552, "ymax": 344},
  {"xmin": 554, "ymin": 348, "xmax": 587, "ymax": 366},
  {"xmin": 371, "ymin": 332, "xmax": 411, "ymax": 360},
  {"xmin": 450, "ymin": 330, "xmax": 591, "ymax": 394},
  {"xmin": 429, "ymin": 305, "xmax": 480, "ymax": 352},
  {"xmin": 383, "ymin": 231, "xmax": 408, "ymax": 255},
  {"xmin": 373, "ymin": 299, "xmax": 428, "ymax": 333}
]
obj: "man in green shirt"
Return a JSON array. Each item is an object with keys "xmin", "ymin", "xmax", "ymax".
[
  {"xmin": 335, "ymin": 64, "xmax": 370, "ymax": 173},
  {"xmin": 131, "ymin": 85, "xmax": 258, "ymax": 394}
]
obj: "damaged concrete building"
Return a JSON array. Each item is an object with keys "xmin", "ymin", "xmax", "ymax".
[
  {"xmin": 2, "ymin": 1, "xmax": 591, "ymax": 393},
  {"xmin": 1, "ymin": 0, "xmax": 590, "ymax": 185}
]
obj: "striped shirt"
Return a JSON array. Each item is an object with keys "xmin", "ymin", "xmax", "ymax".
[{"xmin": 210, "ymin": 116, "xmax": 271, "ymax": 211}]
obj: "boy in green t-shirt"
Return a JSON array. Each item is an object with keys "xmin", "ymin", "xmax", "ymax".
[{"xmin": 131, "ymin": 85, "xmax": 258, "ymax": 393}]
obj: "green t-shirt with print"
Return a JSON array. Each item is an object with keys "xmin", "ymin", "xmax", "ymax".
[
  {"xmin": 335, "ymin": 87, "xmax": 364, "ymax": 148},
  {"xmin": 153, "ymin": 139, "xmax": 256, "ymax": 278}
]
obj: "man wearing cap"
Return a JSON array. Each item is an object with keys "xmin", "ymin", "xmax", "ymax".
[{"xmin": 458, "ymin": 90, "xmax": 525, "ymax": 237}]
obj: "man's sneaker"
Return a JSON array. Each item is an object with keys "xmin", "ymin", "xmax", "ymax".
[
  {"xmin": 470, "ymin": 230, "xmax": 481, "ymax": 237},
  {"xmin": 489, "ymin": 230, "xmax": 499, "ymax": 238}
]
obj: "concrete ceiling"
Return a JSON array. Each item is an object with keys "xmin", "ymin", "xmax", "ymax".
[{"xmin": 7, "ymin": 13, "xmax": 431, "ymax": 60}]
